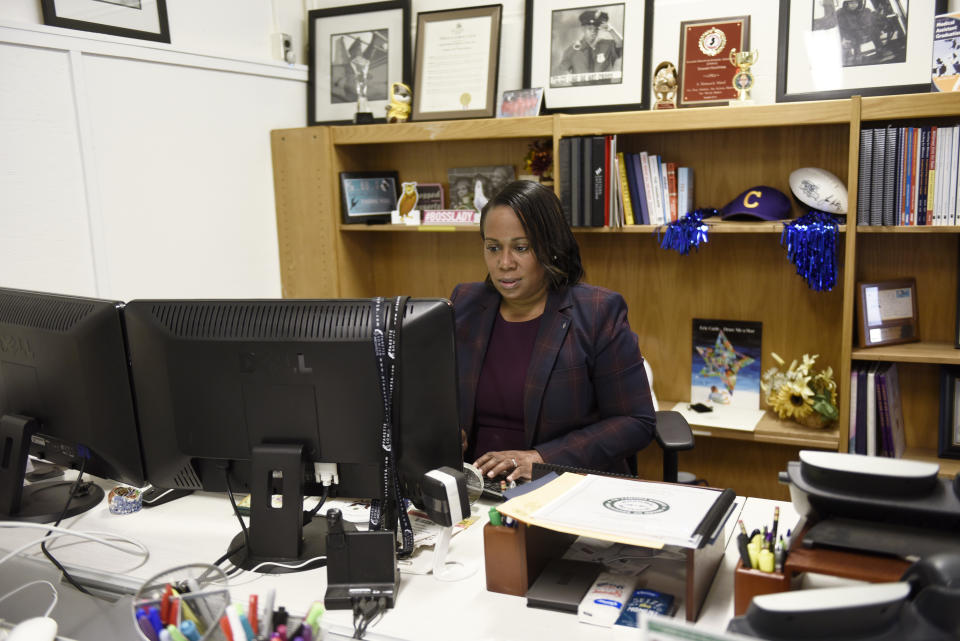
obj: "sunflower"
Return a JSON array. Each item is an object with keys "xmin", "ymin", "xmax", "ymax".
[{"xmin": 769, "ymin": 381, "xmax": 814, "ymax": 421}]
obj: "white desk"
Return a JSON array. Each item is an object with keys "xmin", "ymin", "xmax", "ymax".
[{"xmin": 0, "ymin": 477, "xmax": 802, "ymax": 641}]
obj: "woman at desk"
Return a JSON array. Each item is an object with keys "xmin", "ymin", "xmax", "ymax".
[{"xmin": 451, "ymin": 180, "xmax": 656, "ymax": 482}]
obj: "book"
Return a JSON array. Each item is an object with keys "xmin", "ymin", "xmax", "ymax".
[
  {"xmin": 866, "ymin": 362, "xmax": 879, "ymax": 456},
  {"xmin": 666, "ymin": 162, "xmax": 678, "ymax": 222},
  {"xmin": 617, "ymin": 151, "xmax": 634, "ymax": 225},
  {"xmin": 558, "ymin": 137, "xmax": 572, "ymax": 225},
  {"xmin": 677, "ymin": 167, "xmax": 694, "ymax": 218},
  {"xmin": 848, "ymin": 366, "xmax": 859, "ymax": 453},
  {"xmin": 614, "ymin": 589, "xmax": 676, "ymax": 627},
  {"xmin": 856, "ymin": 128, "xmax": 873, "ymax": 225},
  {"xmin": 639, "ymin": 151, "xmax": 657, "ymax": 225},
  {"xmin": 882, "ymin": 126, "xmax": 897, "ymax": 226},
  {"xmin": 659, "ymin": 157, "xmax": 670, "ymax": 225},
  {"xmin": 875, "ymin": 362, "xmax": 892, "ymax": 457},
  {"xmin": 932, "ymin": 12, "xmax": 960, "ymax": 93},
  {"xmin": 580, "ymin": 135, "xmax": 592, "ymax": 227},
  {"xmin": 569, "ymin": 136, "xmax": 583, "ymax": 227},
  {"xmin": 855, "ymin": 363, "xmax": 868, "ymax": 455},
  {"xmin": 691, "ymin": 319, "xmax": 762, "ymax": 411},
  {"xmin": 630, "ymin": 153, "xmax": 650, "ymax": 225},
  {"xmin": 870, "ymin": 128, "xmax": 885, "ymax": 226},
  {"xmin": 590, "ymin": 135, "xmax": 606, "ymax": 227},
  {"xmin": 927, "ymin": 126, "xmax": 938, "ymax": 224}
]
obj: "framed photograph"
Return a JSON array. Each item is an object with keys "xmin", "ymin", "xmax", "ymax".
[
  {"xmin": 447, "ymin": 165, "xmax": 516, "ymax": 212},
  {"xmin": 415, "ymin": 183, "xmax": 445, "ymax": 210},
  {"xmin": 938, "ymin": 366, "xmax": 960, "ymax": 459},
  {"xmin": 339, "ymin": 171, "xmax": 400, "ymax": 224},
  {"xmin": 40, "ymin": 0, "xmax": 170, "ymax": 43},
  {"xmin": 498, "ymin": 87, "xmax": 545, "ymax": 117},
  {"xmin": 777, "ymin": 0, "xmax": 947, "ymax": 102},
  {"xmin": 308, "ymin": 1, "xmax": 411, "ymax": 126},
  {"xmin": 412, "ymin": 5, "xmax": 502, "ymax": 121},
  {"xmin": 523, "ymin": 0, "xmax": 652, "ymax": 113},
  {"xmin": 677, "ymin": 16, "xmax": 749, "ymax": 108},
  {"xmin": 856, "ymin": 278, "xmax": 919, "ymax": 348}
]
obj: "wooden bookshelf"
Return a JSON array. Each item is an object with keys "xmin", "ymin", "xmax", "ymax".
[{"xmin": 271, "ymin": 92, "xmax": 960, "ymax": 499}]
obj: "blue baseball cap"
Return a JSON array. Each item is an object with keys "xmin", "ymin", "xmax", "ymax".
[{"xmin": 720, "ymin": 186, "xmax": 792, "ymax": 221}]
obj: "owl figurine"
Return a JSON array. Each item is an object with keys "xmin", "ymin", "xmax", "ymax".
[
  {"xmin": 386, "ymin": 82, "xmax": 412, "ymax": 123},
  {"xmin": 396, "ymin": 182, "xmax": 419, "ymax": 220}
]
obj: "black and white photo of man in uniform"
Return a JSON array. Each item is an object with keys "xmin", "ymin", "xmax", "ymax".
[{"xmin": 550, "ymin": 5, "xmax": 625, "ymax": 87}]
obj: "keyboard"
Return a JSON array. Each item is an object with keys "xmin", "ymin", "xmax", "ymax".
[{"xmin": 482, "ymin": 476, "xmax": 517, "ymax": 501}]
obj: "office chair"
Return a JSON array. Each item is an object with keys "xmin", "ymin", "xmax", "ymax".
[{"xmin": 626, "ymin": 360, "xmax": 696, "ymax": 484}]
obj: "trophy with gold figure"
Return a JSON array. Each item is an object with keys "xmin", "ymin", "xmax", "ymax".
[
  {"xmin": 729, "ymin": 48, "xmax": 758, "ymax": 106},
  {"xmin": 652, "ymin": 61, "xmax": 678, "ymax": 110}
]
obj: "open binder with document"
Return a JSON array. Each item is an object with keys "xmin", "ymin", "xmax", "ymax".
[
  {"xmin": 488, "ymin": 473, "xmax": 737, "ymax": 622},
  {"xmin": 497, "ymin": 473, "xmax": 736, "ymax": 549}
]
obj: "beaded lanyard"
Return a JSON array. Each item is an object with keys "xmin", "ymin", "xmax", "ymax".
[{"xmin": 368, "ymin": 296, "xmax": 414, "ymax": 557}]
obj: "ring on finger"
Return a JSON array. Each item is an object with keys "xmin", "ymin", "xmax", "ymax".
[{"xmin": 511, "ymin": 458, "xmax": 517, "ymax": 468}]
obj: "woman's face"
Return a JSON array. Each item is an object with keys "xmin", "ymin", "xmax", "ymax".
[{"xmin": 482, "ymin": 205, "xmax": 548, "ymax": 309}]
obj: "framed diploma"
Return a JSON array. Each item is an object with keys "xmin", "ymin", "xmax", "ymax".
[
  {"xmin": 412, "ymin": 5, "xmax": 502, "ymax": 121},
  {"xmin": 677, "ymin": 16, "xmax": 748, "ymax": 108},
  {"xmin": 856, "ymin": 278, "xmax": 919, "ymax": 348}
]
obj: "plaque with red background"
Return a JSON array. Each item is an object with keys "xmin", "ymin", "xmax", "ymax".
[{"xmin": 678, "ymin": 17, "xmax": 749, "ymax": 108}]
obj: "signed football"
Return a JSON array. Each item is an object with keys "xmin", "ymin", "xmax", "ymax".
[{"xmin": 788, "ymin": 167, "xmax": 848, "ymax": 214}]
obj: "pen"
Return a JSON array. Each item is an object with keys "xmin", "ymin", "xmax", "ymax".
[
  {"xmin": 771, "ymin": 506, "xmax": 780, "ymax": 542},
  {"xmin": 137, "ymin": 611, "xmax": 160, "ymax": 641},
  {"xmin": 738, "ymin": 519, "xmax": 748, "ymax": 537},
  {"xmin": 736, "ymin": 532, "xmax": 752, "ymax": 569},
  {"xmin": 262, "ymin": 588, "xmax": 277, "ymax": 637},
  {"xmin": 179, "ymin": 620, "xmax": 201, "ymax": 641},
  {"xmin": 774, "ymin": 536, "xmax": 785, "ymax": 572},
  {"xmin": 249, "ymin": 594, "xmax": 259, "ymax": 636},
  {"xmin": 148, "ymin": 606, "xmax": 165, "ymax": 636}
]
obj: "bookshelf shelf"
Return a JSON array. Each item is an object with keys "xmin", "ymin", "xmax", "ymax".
[
  {"xmin": 851, "ymin": 341, "xmax": 960, "ymax": 364},
  {"xmin": 855, "ymin": 226, "xmax": 960, "ymax": 234},
  {"xmin": 901, "ymin": 447, "xmax": 960, "ymax": 478},
  {"xmin": 271, "ymin": 92, "xmax": 960, "ymax": 499}
]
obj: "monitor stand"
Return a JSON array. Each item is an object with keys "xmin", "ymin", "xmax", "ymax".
[
  {"xmin": 0, "ymin": 414, "xmax": 104, "ymax": 523},
  {"xmin": 226, "ymin": 443, "xmax": 355, "ymax": 574}
]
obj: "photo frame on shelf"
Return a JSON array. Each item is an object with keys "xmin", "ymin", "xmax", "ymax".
[
  {"xmin": 339, "ymin": 171, "xmax": 400, "ymax": 224},
  {"xmin": 856, "ymin": 278, "xmax": 919, "ymax": 348},
  {"xmin": 776, "ymin": 0, "xmax": 946, "ymax": 102},
  {"xmin": 498, "ymin": 87, "xmax": 544, "ymax": 117},
  {"xmin": 412, "ymin": 5, "xmax": 502, "ymax": 121},
  {"xmin": 40, "ymin": 0, "xmax": 170, "ymax": 43},
  {"xmin": 938, "ymin": 366, "xmax": 960, "ymax": 459},
  {"xmin": 523, "ymin": 0, "xmax": 652, "ymax": 113},
  {"xmin": 308, "ymin": 1, "xmax": 411, "ymax": 126}
]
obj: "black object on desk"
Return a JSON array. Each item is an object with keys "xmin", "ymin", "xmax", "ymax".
[
  {"xmin": 324, "ymin": 508, "xmax": 399, "ymax": 610},
  {"xmin": 141, "ymin": 486, "xmax": 194, "ymax": 508},
  {"xmin": 525, "ymin": 559, "xmax": 603, "ymax": 613}
]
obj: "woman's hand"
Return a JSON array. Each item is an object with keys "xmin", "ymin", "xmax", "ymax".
[{"xmin": 474, "ymin": 449, "xmax": 544, "ymax": 482}]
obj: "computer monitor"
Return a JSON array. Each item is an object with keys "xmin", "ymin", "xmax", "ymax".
[
  {"xmin": 123, "ymin": 297, "xmax": 462, "ymax": 573},
  {"xmin": 0, "ymin": 287, "xmax": 144, "ymax": 522}
]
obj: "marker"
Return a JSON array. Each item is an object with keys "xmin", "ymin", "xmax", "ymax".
[
  {"xmin": 160, "ymin": 584, "xmax": 174, "ymax": 625},
  {"xmin": 148, "ymin": 606, "xmax": 164, "ymax": 636},
  {"xmin": 774, "ymin": 536, "xmax": 785, "ymax": 572},
  {"xmin": 237, "ymin": 609, "xmax": 256, "ymax": 641},
  {"xmin": 137, "ymin": 612, "xmax": 160, "ymax": 641},
  {"xmin": 179, "ymin": 620, "xmax": 201, "ymax": 641},
  {"xmin": 219, "ymin": 616, "xmax": 234, "ymax": 641},
  {"xmin": 261, "ymin": 588, "xmax": 276, "ymax": 637},
  {"xmin": 305, "ymin": 601, "xmax": 324, "ymax": 632},
  {"xmin": 248, "ymin": 594, "xmax": 259, "ymax": 636},
  {"xmin": 226, "ymin": 605, "xmax": 249, "ymax": 641},
  {"xmin": 758, "ymin": 548, "xmax": 775, "ymax": 573},
  {"xmin": 166, "ymin": 624, "xmax": 189, "ymax": 641},
  {"xmin": 488, "ymin": 506, "xmax": 502, "ymax": 526},
  {"xmin": 736, "ymin": 532, "xmax": 752, "ymax": 569}
]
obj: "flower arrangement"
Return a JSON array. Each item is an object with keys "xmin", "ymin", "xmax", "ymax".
[
  {"xmin": 524, "ymin": 140, "xmax": 553, "ymax": 184},
  {"xmin": 760, "ymin": 353, "xmax": 838, "ymax": 428}
]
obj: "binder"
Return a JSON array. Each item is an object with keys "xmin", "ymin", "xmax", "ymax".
[
  {"xmin": 870, "ymin": 128, "xmax": 884, "ymax": 226},
  {"xmin": 558, "ymin": 137, "xmax": 572, "ymax": 225},
  {"xmin": 856, "ymin": 128, "xmax": 872, "ymax": 225}
]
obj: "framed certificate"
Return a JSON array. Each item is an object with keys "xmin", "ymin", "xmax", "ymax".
[
  {"xmin": 677, "ymin": 16, "xmax": 748, "ymax": 108},
  {"xmin": 856, "ymin": 278, "xmax": 919, "ymax": 348},
  {"xmin": 412, "ymin": 5, "xmax": 502, "ymax": 121},
  {"xmin": 339, "ymin": 171, "xmax": 399, "ymax": 224}
]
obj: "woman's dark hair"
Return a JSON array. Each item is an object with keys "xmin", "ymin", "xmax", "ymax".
[{"xmin": 480, "ymin": 180, "xmax": 584, "ymax": 290}]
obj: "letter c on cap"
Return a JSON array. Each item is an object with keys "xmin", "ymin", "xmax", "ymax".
[{"xmin": 743, "ymin": 190, "xmax": 762, "ymax": 208}]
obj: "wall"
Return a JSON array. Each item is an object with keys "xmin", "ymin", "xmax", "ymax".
[{"xmin": 0, "ymin": 1, "xmax": 307, "ymax": 301}]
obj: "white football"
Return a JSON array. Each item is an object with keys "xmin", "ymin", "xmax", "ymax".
[{"xmin": 789, "ymin": 167, "xmax": 848, "ymax": 214}]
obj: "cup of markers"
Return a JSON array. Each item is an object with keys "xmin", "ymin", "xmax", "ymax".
[{"xmin": 133, "ymin": 563, "xmax": 230, "ymax": 641}]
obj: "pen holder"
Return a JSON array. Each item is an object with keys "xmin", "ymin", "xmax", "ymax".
[
  {"xmin": 733, "ymin": 559, "xmax": 791, "ymax": 616},
  {"xmin": 483, "ymin": 521, "xmax": 575, "ymax": 596}
]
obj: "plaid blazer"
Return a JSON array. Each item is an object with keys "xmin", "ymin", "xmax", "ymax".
[{"xmin": 450, "ymin": 282, "xmax": 656, "ymax": 473}]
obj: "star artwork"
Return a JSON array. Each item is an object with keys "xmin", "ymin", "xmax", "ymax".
[{"xmin": 695, "ymin": 330, "xmax": 755, "ymax": 395}]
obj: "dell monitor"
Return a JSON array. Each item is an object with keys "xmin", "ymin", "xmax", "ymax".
[
  {"xmin": 123, "ymin": 297, "xmax": 463, "ymax": 573},
  {"xmin": 0, "ymin": 287, "xmax": 145, "ymax": 522}
]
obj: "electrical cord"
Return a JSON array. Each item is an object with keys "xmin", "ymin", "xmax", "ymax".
[
  {"xmin": 352, "ymin": 596, "xmax": 386, "ymax": 639},
  {"xmin": 0, "ymin": 523, "xmax": 149, "ymax": 568},
  {"xmin": 307, "ymin": 484, "xmax": 330, "ymax": 519},
  {"xmin": 246, "ymin": 555, "xmax": 326, "ymax": 574},
  {"xmin": 0, "ymin": 579, "xmax": 58, "ymax": 617},
  {"xmin": 222, "ymin": 468, "xmax": 249, "ymax": 549}
]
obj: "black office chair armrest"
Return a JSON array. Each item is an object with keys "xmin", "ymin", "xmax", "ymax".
[{"xmin": 655, "ymin": 410, "xmax": 695, "ymax": 452}]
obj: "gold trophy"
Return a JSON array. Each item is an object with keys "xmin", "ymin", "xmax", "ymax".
[
  {"xmin": 729, "ymin": 48, "xmax": 758, "ymax": 106},
  {"xmin": 652, "ymin": 61, "xmax": 678, "ymax": 110}
]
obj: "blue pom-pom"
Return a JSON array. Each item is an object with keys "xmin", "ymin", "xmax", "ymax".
[
  {"xmin": 781, "ymin": 210, "xmax": 839, "ymax": 291},
  {"xmin": 658, "ymin": 208, "xmax": 715, "ymax": 256}
]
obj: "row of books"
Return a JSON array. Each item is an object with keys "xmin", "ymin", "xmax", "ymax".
[
  {"xmin": 556, "ymin": 135, "xmax": 694, "ymax": 228},
  {"xmin": 849, "ymin": 362, "xmax": 906, "ymax": 458},
  {"xmin": 856, "ymin": 124, "xmax": 960, "ymax": 226}
]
